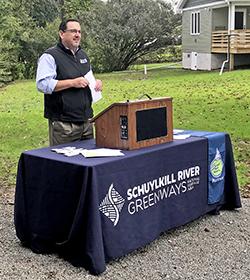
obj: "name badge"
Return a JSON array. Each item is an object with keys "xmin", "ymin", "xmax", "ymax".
[{"xmin": 80, "ymin": 59, "xmax": 87, "ymax": 64}]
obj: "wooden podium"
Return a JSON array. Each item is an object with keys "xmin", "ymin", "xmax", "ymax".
[{"xmin": 91, "ymin": 97, "xmax": 173, "ymax": 150}]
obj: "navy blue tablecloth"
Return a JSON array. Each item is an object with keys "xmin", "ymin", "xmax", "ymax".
[{"xmin": 14, "ymin": 133, "xmax": 241, "ymax": 275}]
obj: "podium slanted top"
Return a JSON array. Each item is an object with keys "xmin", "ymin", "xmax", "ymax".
[{"xmin": 91, "ymin": 97, "xmax": 173, "ymax": 150}]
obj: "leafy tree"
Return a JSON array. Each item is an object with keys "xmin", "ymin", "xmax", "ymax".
[
  {"xmin": 0, "ymin": 0, "xmax": 21, "ymax": 84},
  {"xmin": 60, "ymin": 0, "xmax": 92, "ymax": 19},
  {"xmin": 17, "ymin": 20, "xmax": 60, "ymax": 79},
  {"xmin": 7, "ymin": 0, "xmax": 51, "ymax": 79},
  {"xmin": 79, "ymin": 0, "xmax": 181, "ymax": 72},
  {"xmin": 30, "ymin": 0, "xmax": 60, "ymax": 27}
]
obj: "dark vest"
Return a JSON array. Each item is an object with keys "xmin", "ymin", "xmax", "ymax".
[{"xmin": 44, "ymin": 41, "xmax": 93, "ymax": 123}]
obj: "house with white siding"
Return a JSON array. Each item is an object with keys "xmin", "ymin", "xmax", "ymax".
[{"xmin": 177, "ymin": 0, "xmax": 250, "ymax": 71}]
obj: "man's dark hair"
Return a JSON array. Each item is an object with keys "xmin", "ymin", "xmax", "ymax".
[{"xmin": 59, "ymin": 18, "xmax": 79, "ymax": 32}]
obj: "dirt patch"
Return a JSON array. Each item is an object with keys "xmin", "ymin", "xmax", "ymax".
[
  {"xmin": 0, "ymin": 180, "xmax": 15, "ymax": 204},
  {"xmin": 240, "ymin": 183, "xmax": 250, "ymax": 198}
]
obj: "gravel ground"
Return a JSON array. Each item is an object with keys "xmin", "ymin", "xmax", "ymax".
[{"xmin": 1, "ymin": 188, "xmax": 250, "ymax": 280}]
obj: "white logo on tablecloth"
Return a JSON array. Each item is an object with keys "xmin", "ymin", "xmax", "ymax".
[
  {"xmin": 99, "ymin": 183, "xmax": 125, "ymax": 227},
  {"xmin": 99, "ymin": 166, "xmax": 201, "ymax": 225}
]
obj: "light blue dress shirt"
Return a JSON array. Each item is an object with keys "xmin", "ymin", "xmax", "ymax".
[{"xmin": 36, "ymin": 53, "xmax": 58, "ymax": 94}]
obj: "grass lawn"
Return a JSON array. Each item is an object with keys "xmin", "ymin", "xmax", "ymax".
[{"xmin": 0, "ymin": 67, "xmax": 250, "ymax": 191}]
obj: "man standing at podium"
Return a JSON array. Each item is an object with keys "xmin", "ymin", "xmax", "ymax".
[{"xmin": 36, "ymin": 18, "xmax": 103, "ymax": 146}]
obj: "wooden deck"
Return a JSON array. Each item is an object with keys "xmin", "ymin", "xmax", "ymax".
[
  {"xmin": 212, "ymin": 29, "xmax": 250, "ymax": 54},
  {"xmin": 211, "ymin": 29, "xmax": 250, "ymax": 70}
]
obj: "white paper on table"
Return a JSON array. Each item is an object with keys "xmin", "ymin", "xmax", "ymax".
[
  {"xmin": 80, "ymin": 148, "xmax": 125, "ymax": 158},
  {"xmin": 173, "ymin": 129, "xmax": 184, "ymax": 134},
  {"xmin": 84, "ymin": 70, "xmax": 102, "ymax": 103},
  {"xmin": 51, "ymin": 147, "xmax": 85, "ymax": 156},
  {"xmin": 173, "ymin": 134, "xmax": 191, "ymax": 140}
]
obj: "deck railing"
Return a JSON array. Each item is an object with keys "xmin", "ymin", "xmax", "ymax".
[{"xmin": 211, "ymin": 29, "xmax": 250, "ymax": 53}]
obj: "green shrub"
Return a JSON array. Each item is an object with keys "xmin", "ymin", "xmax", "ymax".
[{"xmin": 135, "ymin": 46, "xmax": 182, "ymax": 64}]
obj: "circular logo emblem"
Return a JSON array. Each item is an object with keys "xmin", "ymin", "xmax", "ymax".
[{"xmin": 210, "ymin": 158, "xmax": 223, "ymax": 178}]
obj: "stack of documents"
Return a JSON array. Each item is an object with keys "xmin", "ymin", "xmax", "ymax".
[{"xmin": 52, "ymin": 147, "xmax": 124, "ymax": 157}]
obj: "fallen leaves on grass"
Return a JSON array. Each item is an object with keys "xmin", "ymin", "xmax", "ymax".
[{"xmin": 235, "ymin": 147, "xmax": 245, "ymax": 151}]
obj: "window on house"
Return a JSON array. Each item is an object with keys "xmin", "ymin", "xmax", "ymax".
[{"xmin": 191, "ymin": 12, "xmax": 200, "ymax": 35}]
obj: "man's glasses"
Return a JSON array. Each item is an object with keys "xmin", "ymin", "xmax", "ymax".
[{"xmin": 64, "ymin": 29, "xmax": 82, "ymax": 34}]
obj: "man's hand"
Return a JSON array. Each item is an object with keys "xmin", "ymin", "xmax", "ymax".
[
  {"xmin": 72, "ymin": 77, "xmax": 90, "ymax": 88},
  {"xmin": 95, "ymin": 79, "xmax": 103, "ymax": 91}
]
